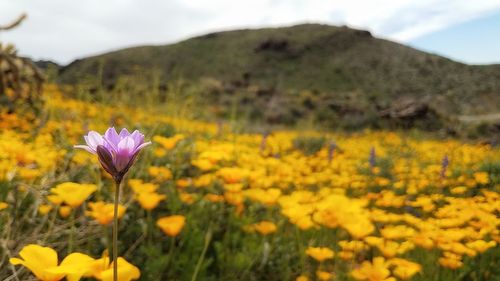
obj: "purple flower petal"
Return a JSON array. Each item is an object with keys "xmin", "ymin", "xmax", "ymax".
[
  {"xmin": 119, "ymin": 128, "xmax": 131, "ymax": 138},
  {"xmin": 105, "ymin": 127, "xmax": 119, "ymax": 141},
  {"xmin": 86, "ymin": 131, "xmax": 104, "ymax": 150},
  {"xmin": 74, "ymin": 145, "xmax": 96, "ymax": 154},
  {"xmin": 114, "ymin": 136, "xmax": 136, "ymax": 171},
  {"xmin": 96, "ymin": 145, "xmax": 118, "ymax": 176},
  {"xmin": 132, "ymin": 141, "xmax": 152, "ymax": 154},
  {"xmin": 76, "ymin": 127, "xmax": 150, "ymax": 181},
  {"xmin": 118, "ymin": 136, "xmax": 136, "ymax": 153},
  {"xmin": 104, "ymin": 127, "xmax": 120, "ymax": 150},
  {"xmin": 130, "ymin": 130, "xmax": 145, "ymax": 148}
]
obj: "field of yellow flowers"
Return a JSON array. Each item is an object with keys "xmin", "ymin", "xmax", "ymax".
[{"xmin": 0, "ymin": 86, "xmax": 499, "ymax": 281}]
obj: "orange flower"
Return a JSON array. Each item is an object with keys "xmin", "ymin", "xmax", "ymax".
[
  {"xmin": 136, "ymin": 192, "xmax": 166, "ymax": 211},
  {"xmin": 204, "ymin": 194, "xmax": 224, "ymax": 203},
  {"xmin": 296, "ymin": 275, "xmax": 309, "ymax": 281},
  {"xmin": 157, "ymin": 215, "xmax": 186, "ymax": 237},
  {"xmin": 86, "ymin": 201, "xmax": 126, "ymax": 225},
  {"xmin": 50, "ymin": 182, "xmax": 97, "ymax": 208},
  {"xmin": 306, "ymin": 247, "xmax": 334, "ymax": 262},
  {"xmin": 351, "ymin": 257, "xmax": 395, "ymax": 281},
  {"xmin": 316, "ymin": 270, "xmax": 333, "ymax": 280},
  {"xmin": 0, "ymin": 201, "xmax": 8, "ymax": 210},
  {"xmin": 10, "ymin": 244, "xmax": 65, "ymax": 281},
  {"xmin": 38, "ymin": 204, "xmax": 53, "ymax": 215},
  {"xmin": 59, "ymin": 206, "xmax": 72, "ymax": 218},
  {"xmin": 387, "ymin": 258, "xmax": 422, "ymax": 280},
  {"xmin": 253, "ymin": 221, "xmax": 277, "ymax": 235},
  {"xmin": 176, "ymin": 178, "xmax": 191, "ymax": 188}
]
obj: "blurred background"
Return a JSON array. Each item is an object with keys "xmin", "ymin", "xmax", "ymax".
[{"xmin": 1, "ymin": 0, "xmax": 500, "ymax": 138}]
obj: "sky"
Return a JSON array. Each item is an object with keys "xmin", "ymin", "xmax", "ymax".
[{"xmin": 1, "ymin": 0, "xmax": 500, "ymax": 65}]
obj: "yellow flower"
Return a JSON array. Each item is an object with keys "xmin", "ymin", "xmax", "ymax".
[
  {"xmin": 0, "ymin": 201, "xmax": 8, "ymax": 210},
  {"xmin": 136, "ymin": 192, "xmax": 166, "ymax": 211},
  {"xmin": 306, "ymin": 247, "xmax": 335, "ymax": 262},
  {"xmin": 438, "ymin": 252, "xmax": 463, "ymax": 269},
  {"xmin": 59, "ymin": 251, "xmax": 140, "ymax": 281},
  {"xmin": 338, "ymin": 250, "xmax": 354, "ymax": 260},
  {"xmin": 473, "ymin": 172, "xmax": 489, "ymax": 184},
  {"xmin": 10, "ymin": 244, "xmax": 65, "ymax": 281},
  {"xmin": 39, "ymin": 204, "xmax": 53, "ymax": 215},
  {"xmin": 450, "ymin": 186, "xmax": 467, "ymax": 195},
  {"xmin": 224, "ymin": 183, "xmax": 244, "ymax": 192},
  {"xmin": 47, "ymin": 195, "xmax": 63, "ymax": 205},
  {"xmin": 253, "ymin": 221, "xmax": 277, "ymax": 235},
  {"xmin": 148, "ymin": 166, "xmax": 172, "ymax": 182},
  {"xmin": 204, "ymin": 194, "xmax": 224, "ymax": 203},
  {"xmin": 95, "ymin": 257, "xmax": 141, "ymax": 281},
  {"xmin": 128, "ymin": 179, "xmax": 158, "ymax": 193},
  {"xmin": 338, "ymin": 240, "xmax": 368, "ymax": 252},
  {"xmin": 46, "ymin": 252, "xmax": 96, "ymax": 281},
  {"xmin": 176, "ymin": 178, "xmax": 192, "ymax": 188},
  {"xmin": 59, "ymin": 206, "xmax": 72, "ymax": 218},
  {"xmin": 179, "ymin": 192, "xmax": 196, "ymax": 205},
  {"xmin": 380, "ymin": 225, "xmax": 415, "ymax": 240},
  {"xmin": 157, "ymin": 215, "xmax": 186, "ymax": 237},
  {"xmin": 86, "ymin": 201, "xmax": 126, "ymax": 225},
  {"xmin": 192, "ymin": 158, "xmax": 215, "ymax": 171},
  {"xmin": 154, "ymin": 148, "xmax": 167, "ymax": 157},
  {"xmin": 377, "ymin": 240, "xmax": 414, "ymax": 258},
  {"xmin": 50, "ymin": 182, "xmax": 97, "ymax": 208},
  {"xmin": 351, "ymin": 257, "xmax": 396, "ymax": 281},
  {"xmin": 316, "ymin": 270, "xmax": 333, "ymax": 280},
  {"xmin": 387, "ymin": 258, "xmax": 422, "ymax": 280},
  {"xmin": 466, "ymin": 240, "xmax": 497, "ymax": 253},
  {"xmin": 10, "ymin": 245, "xmax": 97, "ymax": 281},
  {"xmin": 224, "ymin": 191, "xmax": 244, "ymax": 206},
  {"xmin": 296, "ymin": 275, "xmax": 309, "ymax": 281},
  {"xmin": 153, "ymin": 134, "xmax": 184, "ymax": 150}
]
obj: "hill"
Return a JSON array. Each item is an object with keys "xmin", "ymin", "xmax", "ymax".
[{"xmin": 58, "ymin": 24, "xmax": 500, "ymax": 133}]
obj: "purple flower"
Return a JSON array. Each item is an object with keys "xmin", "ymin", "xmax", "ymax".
[
  {"xmin": 369, "ymin": 146, "xmax": 376, "ymax": 168},
  {"xmin": 75, "ymin": 127, "xmax": 151, "ymax": 182},
  {"xmin": 440, "ymin": 154, "xmax": 449, "ymax": 178}
]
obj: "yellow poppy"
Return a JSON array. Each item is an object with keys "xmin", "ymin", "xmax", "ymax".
[
  {"xmin": 306, "ymin": 247, "xmax": 334, "ymax": 262},
  {"xmin": 253, "ymin": 221, "xmax": 277, "ymax": 236},
  {"xmin": 50, "ymin": 182, "xmax": 97, "ymax": 208},
  {"xmin": 157, "ymin": 215, "xmax": 186, "ymax": 237},
  {"xmin": 86, "ymin": 201, "xmax": 126, "ymax": 225},
  {"xmin": 10, "ymin": 244, "xmax": 65, "ymax": 281},
  {"xmin": 136, "ymin": 192, "xmax": 166, "ymax": 211}
]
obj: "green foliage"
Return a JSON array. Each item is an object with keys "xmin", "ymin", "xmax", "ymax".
[{"xmin": 293, "ymin": 136, "xmax": 326, "ymax": 155}]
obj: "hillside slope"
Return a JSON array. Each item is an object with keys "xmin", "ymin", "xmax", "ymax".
[{"xmin": 59, "ymin": 24, "xmax": 500, "ymax": 123}]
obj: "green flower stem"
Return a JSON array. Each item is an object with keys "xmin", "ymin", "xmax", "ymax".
[
  {"xmin": 68, "ymin": 209, "xmax": 75, "ymax": 253},
  {"xmin": 191, "ymin": 225, "xmax": 212, "ymax": 281},
  {"xmin": 104, "ymin": 224, "xmax": 112, "ymax": 260},
  {"xmin": 42, "ymin": 206, "xmax": 58, "ymax": 243},
  {"xmin": 163, "ymin": 236, "xmax": 176, "ymax": 273},
  {"xmin": 113, "ymin": 179, "xmax": 122, "ymax": 281},
  {"xmin": 146, "ymin": 210, "xmax": 153, "ymax": 246}
]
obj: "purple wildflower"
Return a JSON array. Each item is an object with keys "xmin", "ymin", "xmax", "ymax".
[
  {"xmin": 440, "ymin": 154, "xmax": 449, "ymax": 178},
  {"xmin": 328, "ymin": 142, "xmax": 336, "ymax": 163},
  {"xmin": 369, "ymin": 146, "xmax": 376, "ymax": 168},
  {"xmin": 75, "ymin": 127, "xmax": 151, "ymax": 182}
]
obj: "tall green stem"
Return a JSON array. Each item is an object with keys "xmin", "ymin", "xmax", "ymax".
[
  {"xmin": 113, "ymin": 179, "xmax": 121, "ymax": 281},
  {"xmin": 191, "ymin": 225, "xmax": 212, "ymax": 281},
  {"xmin": 146, "ymin": 210, "xmax": 153, "ymax": 246},
  {"xmin": 68, "ymin": 210, "xmax": 75, "ymax": 253}
]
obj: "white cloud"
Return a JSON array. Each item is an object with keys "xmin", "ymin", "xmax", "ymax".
[{"xmin": 0, "ymin": 0, "xmax": 499, "ymax": 64}]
